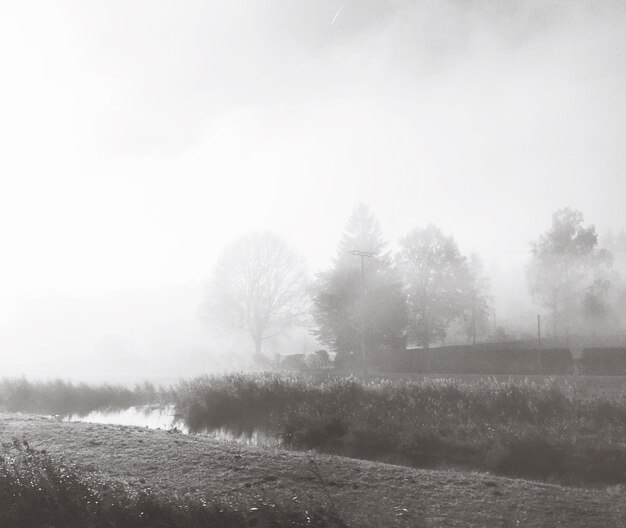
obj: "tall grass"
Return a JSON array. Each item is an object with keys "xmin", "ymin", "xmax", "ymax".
[
  {"xmin": 0, "ymin": 378, "xmax": 174, "ymax": 417},
  {"xmin": 0, "ymin": 439, "xmax": 345, "ymax": 528},
  {"xmin": 6, "ymin": 375, "xmax": 626, "ymax": 486},
  {"xmin": 175, "ymin": 374, "xmax": 626, "ymax": 486}
]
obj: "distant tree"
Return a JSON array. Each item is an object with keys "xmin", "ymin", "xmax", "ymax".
[
  {"xmin": 205, "ymin": 231, "xmax": 308, "ymax": 361},
  {"xmin": 397, "ymin": 224, "xmax": 472, "ymax": 348},
  {"xmin": 600, "ymin": 229, "xmax": 626, "ymax": 330},
  {"xmin": 335, "ymin": 203, "xmax": 389, "ymax": 258},
  {"xmin": 581, "ymin": 279, "xmax": 613, "ymax": 327},
  {"xmin": 312, "ymin": 204, "xmax": 407, "ymax": 367},
  {"xmin": 527, "ymin": 208, "xmax": 613, "ymax": 339},
  {"xmin": 460, "ymin": 254, "xmax": 492, "ymax": 344},
  {"xmin": 602, "ymin": 229, "xmax": 626, "ymax": 276}
]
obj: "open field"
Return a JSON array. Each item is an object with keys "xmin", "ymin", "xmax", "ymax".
[{"xmin": 1, "ymin": 413, "xmax": 625, "ymax": 527}]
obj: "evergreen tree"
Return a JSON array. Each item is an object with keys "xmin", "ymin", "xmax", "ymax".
[{"xmin": 312, "ymin": 205, "xmax": 407, "ymax": 367}]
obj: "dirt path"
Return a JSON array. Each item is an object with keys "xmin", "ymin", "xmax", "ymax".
[{"xmin": 1, "ymin": 413, "xmax": 624, "ymax": 527}]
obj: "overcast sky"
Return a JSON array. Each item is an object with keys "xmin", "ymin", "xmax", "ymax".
[{"xmin": 0, "ymin": 1, "xmax": 624, "ymax": 378}]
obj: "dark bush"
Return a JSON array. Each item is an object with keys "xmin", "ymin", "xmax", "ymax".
[
  {"xmin": 579, "ymin": 348, "xmax": 626, "ymax": 375},
  {"xmin": 394, "ymin": 346, "xmax": 573, "ymax": 375},
  {"xmin": 540, "ymin": 348, "xmax": 573, "ymax": 375}
]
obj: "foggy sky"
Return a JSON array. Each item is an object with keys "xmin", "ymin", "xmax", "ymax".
[{"xmin": 1, "ymin": 1, "xmax": 625, "ymax": 380}]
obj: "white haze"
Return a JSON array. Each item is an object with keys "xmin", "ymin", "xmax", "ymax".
[{"xmin": 0, "ymin": 0, "xmax": 624, "ymax": 381}]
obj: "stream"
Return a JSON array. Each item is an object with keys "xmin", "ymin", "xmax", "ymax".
[{"xmin": 63, "ymin": 405, "xmax": 280, "ymax": 447}]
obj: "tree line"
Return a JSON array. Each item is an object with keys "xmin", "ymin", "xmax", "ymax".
[{"xmin": 205, "ymin": 204, "xmax": 626, "ymax": 367}]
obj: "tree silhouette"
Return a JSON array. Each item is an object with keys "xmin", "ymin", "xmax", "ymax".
[
  {"xmin": 312, "ymin": 205, "xmax": 406, "ymax": 367},
  {"xmin": 527, "ymin": 208, "xmax": 613, "ymax": 339},
  {"xmin": 397, "ymin": 224, "xmax": 472, "ymax": 348},
  {"xmin": 205, "ymin": 231, "xmax": 308, "ymax": 361}
]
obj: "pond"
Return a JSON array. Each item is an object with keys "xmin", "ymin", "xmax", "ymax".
[{"xmin": 63, "ymin": 405, "xmax": 280, "ymax": 447}]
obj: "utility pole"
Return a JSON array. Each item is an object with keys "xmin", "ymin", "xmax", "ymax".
[
  {"xmin": 471, "ymin": 289, "xmax": 477, "ymax": 346},
  {"xmin": 537, "ymin": 314, "xmax": 543, "ymax": 370},
  {"xmin": 350, "ymin": 249, "xmax": 376, "ymax": 376}
]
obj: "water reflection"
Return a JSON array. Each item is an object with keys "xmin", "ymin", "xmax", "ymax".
[
  {"xmin": 64, "ymin": 405, "xmax": 280, "ymax": 447},
  {"xmin": 202, "ymin": 427, "xmax": 280, "ymax": 447},
  {"xmin": 65, "ymin": 404, "xmax": 185, "ymax": 431}
]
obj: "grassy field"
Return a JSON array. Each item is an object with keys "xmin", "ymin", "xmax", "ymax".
[
  {"xmin": 0, "ymin": 440, "xmax": 342, "ymax": 528},
  {"xmin": 0, "ymin": 433, "xmax": 344, "ymax": 528},
  {"xmin": 1, "ymin": 413, "xmax": 625, "ymax": 527}
]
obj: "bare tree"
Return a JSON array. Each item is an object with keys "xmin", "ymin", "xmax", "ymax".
[{"xmin": 205, "ymin": 231, "xmax": 308, "ymax": 361}]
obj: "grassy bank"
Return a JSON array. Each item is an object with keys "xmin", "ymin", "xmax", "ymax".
[
  {"xmin": 1, "ymin": 414, "xmax": 624, "ymax": 527},
  {"xmin": 0, "ymin": 436, "xmax": 344, "ymax": 528},
  {"xmin": 0, "ymin": 378, "xmax": 172, "ymax": 416},
  {"xmin": 5, "ymin": 374, "xmax": 626, "ymax": 487},
  {"xmin": 175, "ymin": 374, "xmax": 626, "ymax": 486}
]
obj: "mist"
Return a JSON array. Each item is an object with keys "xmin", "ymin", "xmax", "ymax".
[{"xmin": 1, "ymin": 0, "xmax": 625, "ymax": 381}]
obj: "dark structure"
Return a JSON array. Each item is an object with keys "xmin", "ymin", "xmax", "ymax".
[
  {"xmin": 579, "ymin": 348, "xmax": 626, "ymax": 375},
  {"xmin": 393, "ymin": 344, "xmax": 573, "ymax": 375}
]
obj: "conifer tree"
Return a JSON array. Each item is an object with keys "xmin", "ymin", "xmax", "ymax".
[{"xmin": 312, "ymin": 205, "xmax": 407, "ymax": 367}]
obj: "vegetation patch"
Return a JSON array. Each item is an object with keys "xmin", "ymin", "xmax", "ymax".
[
  {"xmin": 0, "ymin": 438, "xmax": 345, "ymax": 528},
  {"xmin": 0, "ymin": 378, "xmax": 172, "ymax": 417},
  {"xmin": 2, "ymin": 414, "xmax": 625, "ymax": 527},
  {"xmin": 175, "ymin": 374, "xmax": 626, "ymax": 486}
]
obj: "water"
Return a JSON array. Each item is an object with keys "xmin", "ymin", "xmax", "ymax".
[
  {"xmin": 64, "ymin": 404, "xmax": 185, "ymax": 431},
  {"xmin": 64, "ymin": 405, "xmax": 280, "ymax": 447}
]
